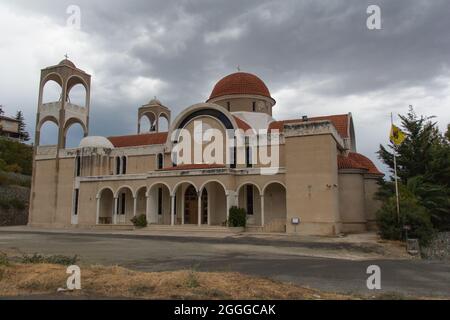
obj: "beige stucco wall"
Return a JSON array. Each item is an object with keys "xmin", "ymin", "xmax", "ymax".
[
  {"xmin": 364, "ymin": 176, "xmax": 382, "ymax": 230},
  {"xmin": 338, "ymin": 171, "xmax": 367, "ymax": 233},
  {"xmin": 285, "ymin": 134, "xmax": 341, "ymax": 235},
  {"xmin": 29, "ymin": 159, "xmax": 57, "ymax": 225}
]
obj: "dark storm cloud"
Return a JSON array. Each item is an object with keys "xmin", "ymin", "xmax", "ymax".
[{"xmin": 2, "ymin": 0, "xmax": 450, "ymax": 172}]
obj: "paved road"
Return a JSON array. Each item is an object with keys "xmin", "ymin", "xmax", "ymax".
[{"xmin": 0, "ymin": 230, "xmax": 449, "ymax": 297}]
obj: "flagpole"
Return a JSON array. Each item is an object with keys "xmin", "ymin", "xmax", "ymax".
[{"xmin": 391, "ymin": 113, "xmax": 400, "ymax": 223}]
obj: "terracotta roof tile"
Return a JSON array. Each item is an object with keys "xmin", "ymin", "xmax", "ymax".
[
  {"xmin": 233, "ymin": 116, "xmax": 252, "ymax": 131},
  {"xmin": 337, "ymin": 152, "xmax": 383, "ymax": 175},
  {"xmin": 269, "ymin": 114, "xmax": 350, "ymax": 138},
  {"xmin": 108, "ymin": 132, "xmax": 168, "ymax": 148},
  {"xmin": 348, "ymin": 152, "xmax": 383, "ymax": 175},
  {"xmin": 208, "ymin": 72, "xmax": 272, "ymax": 101}
]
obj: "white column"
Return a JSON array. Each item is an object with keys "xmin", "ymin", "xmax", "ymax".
[
  {"xmin": 146, "ymin": 193, "xmax": 151, "ymax": 224},
  {"xmin": 226, "ymin": 191, "xmax": 237, "ymax": 220},
  {"xmin": 260, "ymin": 195, "xmax": 265, "ymax": 227},
  {"xmin": 170, "ymin": 195, "xmax": 175, "ymax": 226},
  {"xmin": 207, "ymin": 191, "xmax": 211, "ymax": 226},
  {"xmin": 113, "ymin": 196, "xmax": 118, "ymax": 225},
  {"xmin": 197, "ymin": 193, "xmax": 202, "ymax": 227},
  {"xmin": 133, "ymin": 196, "xmax": 137, "ymax": 217},
  {"xmin": 181, "ymin": 194, "xmax": 185, "ymax": 225},
  {"xmin": 96, "ymin": 197, "xmax": 100, "ymax": 225}
]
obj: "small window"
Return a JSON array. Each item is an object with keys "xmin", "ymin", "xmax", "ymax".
[
  {"xmin": 75, "ymin": 156, "xmax": 81, "ymax": 177},
  {"xmin": 246, "ymin": 185, "xmax": 254, "ymax": 215},
  {"xmin": 122, "ymin": 156, "xmax": 127, "ymax": 174},
  {"xmin": 252, "ymin": 101, "xmax": 256, "ymax": 112},
  {"xmin": 73, "ymin": 189, "xmax": 79, "ymax": 216},
  {"xmin": 227, "ymin": 102, "xmax": 231, "ymax": 111},
  {"xmin": 157, "ymin": 153, "xmax": 164, "ymax": 170},
  {"xmin": 245, "ymin": 137, "xmax": 253, "ymax": 168},
  {"xmin": 115, "ymin": 157, "xmax": 121, "ymax": 175}
]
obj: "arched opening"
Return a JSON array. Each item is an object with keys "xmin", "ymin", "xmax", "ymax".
[
  {"xmin": 38, "ymin": 120, "xmax": 58, "ymax": 146},
  {"xmin": 115, "ymin": 187, "xmax": 134, "ymax": 224},
  {"xmin": 98, "ymin": 188, "xmax": 114, "ymax": 225},
  {"xmin": 158, "ymin": 115, "xmax": 169, "ymax": 132},
  {"xmin": 238, "ymin": 183, "xmax": 261, "ymax": 226},
  {"xmin": 148, "ymin": 183, "xmax": 171, "ymax": 224},
  {"xmin": 201, "ymin": 181, "xmax": 227, "ymax": 226},
  {"xmin": 65, "ymin": 122, "xmax": 85, "ymax": 148},
  {"xmin": 135, "ymin": 187, "xmax": 147, "ymax": 218},
  {"xmin": 263, "ymin": 183, "xmax": 287, "ymax": 232},
  {"xmin": 42, "ymin": 80, "xmax": 62, "ymax": 104},
  {"xmin": 139, "ymin": 116, "xmax": 152, "ymax": 133},
  {"xmin": 67, "ymin": 83, "xmax": 87, "ymax": 107}
]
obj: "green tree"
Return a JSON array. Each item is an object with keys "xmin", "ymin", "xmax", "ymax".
[
  {"xmin": 0, "ymin": 137, "xmax": 32, "ymax": 175},
  {"xmin": 0, "ymin": 105, "xmax": 4, "ymax": 116},
  {"xmin": 15, "ymin": 110, "xmax": 30, "ymax": 142},
  {"xmin": 377, "ymin": 107, "xmax": 450, "ymax": 232}
]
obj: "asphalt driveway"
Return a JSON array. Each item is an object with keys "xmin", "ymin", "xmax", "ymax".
[{"xmin": 0, "ymin": 230, "xmax": 449, "ymax": 297}]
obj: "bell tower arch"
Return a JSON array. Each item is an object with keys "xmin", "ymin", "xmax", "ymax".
[
  {"xmin": 35, "ymin": 58, "xmax": 91, "ymax": 149},
  {"xmin": 138, "ymin": 98, "xmax": 171, "ymax": 133}
]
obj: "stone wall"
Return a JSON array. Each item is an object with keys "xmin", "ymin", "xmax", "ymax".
[
  {"xmin": 0, "ymin": 185, "xmax": 30, "ymax": 226},
  {"xmin": 422, "ymin": 232, "xmax": 450, "ymax": 261}
]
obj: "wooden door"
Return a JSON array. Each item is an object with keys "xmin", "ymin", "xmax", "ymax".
[{"xmin": 184, "ymin": 186, "xmax": 198, "ymax": 224}]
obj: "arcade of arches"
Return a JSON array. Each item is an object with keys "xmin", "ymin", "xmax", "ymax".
[{"xmin": 97, "ymin": 181, "xmax": 287, "ymax": 229}]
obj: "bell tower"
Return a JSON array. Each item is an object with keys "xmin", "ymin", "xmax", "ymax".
[
  {"xmin": 137, "ymin": 98, "xmax": 171, "ymax": 133},
  {"xmin": 35, "ymin": 58, "xmax": 91, "ymax": 149}
]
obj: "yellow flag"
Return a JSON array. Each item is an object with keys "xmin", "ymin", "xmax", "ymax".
[{"xmin": 390, "ymin": 125, "xmax": 406, "ymax": 145}]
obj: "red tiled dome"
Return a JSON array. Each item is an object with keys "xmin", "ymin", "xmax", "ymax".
[{"xmin": 208, "ymin": 72, "xmax": 272, "ymax": 101}]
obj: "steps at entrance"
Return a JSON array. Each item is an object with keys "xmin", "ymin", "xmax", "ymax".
[
  {"xmin": 144, "ymin": 225, "xmax": 244, "ymax": 233},
  {"xmin": 93, "ymin": 224, "xmax": 135, "ymax": 231}
]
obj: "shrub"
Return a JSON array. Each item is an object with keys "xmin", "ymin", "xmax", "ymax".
[
  {"xmin": 376, "ymin": 194, "xmax": 435, "ymax": 246},
  {"xmin": 228, "ymin": 206, "xmax": 247, "ymax": 227},
  {"xmin": 131, "ymin": 214, "xmax": 148, "ymax": 228},
  {"xmin": 0, "ymin": 252, "xmax": 9, "ymax": 266},
  {"xmin": 20, "ymin": 253, "xmax": 78, "ymax": 266}
]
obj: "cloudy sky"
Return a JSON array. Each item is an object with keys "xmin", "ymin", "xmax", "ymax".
[{"xmin": 1, "ymin": 0, "xmax": 449, "ymax": 174}]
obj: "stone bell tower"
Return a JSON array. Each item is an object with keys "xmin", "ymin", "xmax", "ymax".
[
  {"xmin": 29, "ymin": 58, "xmax": 91, "ymax": 227},
  {"xmin": 137, "ymin": 98, "xmax": 171, "ymax": 133},
  {"xmin": 34, "ymin": 58, "xmax": 91, "ymax": 149}
]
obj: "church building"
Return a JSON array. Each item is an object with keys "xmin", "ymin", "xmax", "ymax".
[{"xmin": 29, "ymin": 59, "xmax": 383, "ymax": 235}]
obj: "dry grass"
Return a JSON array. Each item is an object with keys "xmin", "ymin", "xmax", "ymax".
[{"xmin": 0, "ymin": 264, "xmax": 349, "ymax": 300}]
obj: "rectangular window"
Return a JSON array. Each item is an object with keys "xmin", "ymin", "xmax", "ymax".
[
  {"xmin": 252, "ymin": 101, "xmax": 256, "ymax": 112},
  {"xmin": 73, "ymin": 189, "xmax": 79, "ymax": 216},
  {"xmin": 158, "ymin": 188, "xmax": 163, "ymax": 215},
  {"xmin": 76, "ymin": 156, "xmax": 81, "ymax": 177},
  {"xmin": 245, "ymin": 137, "xmax": 253, "ymax": 168},
  {"xmin": 116, "ymin": 157, "xmax": 121, "ymax": 175},
  {"xmin": 227, "ymin": 102, "xmax": 231, "ymax": 111},
  {"xmin": 246, "ymin": 185, "xmax": 254, "ymax": 215},
  {"xmin": 122, "ymin": 157, "xmax": 127, "ymax": 175}
]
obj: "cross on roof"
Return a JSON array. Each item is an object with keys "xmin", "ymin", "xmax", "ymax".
[{"xmin": 64, "ymin": 53, "xmax": 69, "ymax": 59}]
